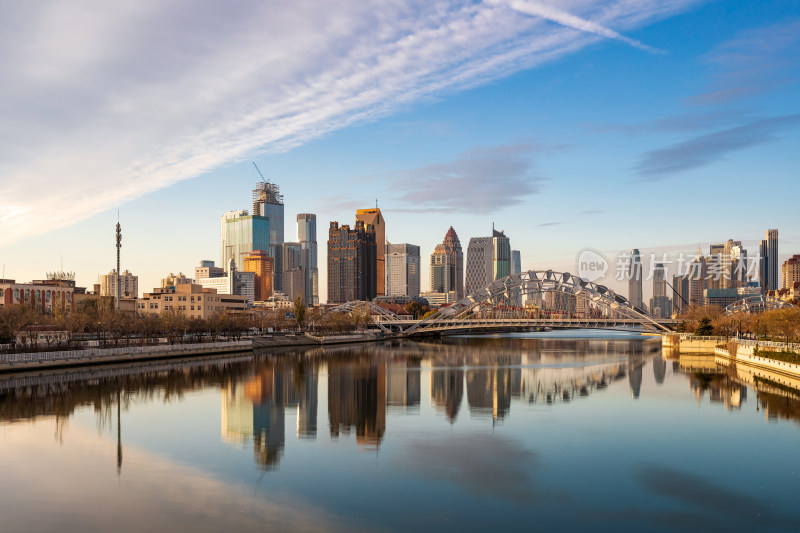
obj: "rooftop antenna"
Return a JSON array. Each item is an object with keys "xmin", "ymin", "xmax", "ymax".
[
  {"xmin": 252, "ymin": 161, "xmax": 267, "ymax": 183},
  {"xmin": 115, "ymin": 211, "xmax": 122, "ymax": 311}
]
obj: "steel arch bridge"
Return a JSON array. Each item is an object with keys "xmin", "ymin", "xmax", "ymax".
[
  {"xmin": 724, "ymin": 295, "xmax": 795, "ymax": 315},
  {"xmin": 404, "ymin": 270, "xmax": 672, "ymax": 335},
  {"xmin": 327, "ymin": 300, "xmax": 400, "ymax": 332}
]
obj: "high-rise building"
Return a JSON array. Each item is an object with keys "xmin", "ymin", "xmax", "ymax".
[
  {"xmin": 465, "ymin": 237, "xmax": 492, "ymax": 295},
  {"xmin": 197, "ymin": 259, "xmax": 255, "ymax": 305},
  {"xmin": 220, "ymin": 210, "xmax": 270, "ymax": 274},
  {"xmin": 252, "ymin": 182, "xmax": 285, "ymax": 292},
  {"xmin": 355, "ymin": 208, "xmax": 385, "ymax": 297},
  {"xmin": 672, "ymin": 274, "xmax": 690, "ymax": 315},
  {"xmin": 101, "ymin": 269, "xmax": 138, "ymax": 299},
  {"xmin": 327, "ymin": 221, "xmax": 377, "ymax": 303},
  {"xmin": 512, "ymin": 250, "xmax": 522, "ymax": 274},
  {"xmin": 430, "ymin": 244, "xmax": 452, "ymax": 294},
  {"xmin": 492, "ymin": 229, "xmax": 511, "ymax": 281},
  {"xmin": 687, "ymin": 252, "xmax": 707, "ymax": 305},
  {"xmin": 243, "ymin": 250, "xmax": 274, "ymax": 301},
  {"xmin": 297, "ymin": 214, "xmax": 319, "ymax": 306},
  {"xmin": 282, "ymin": 242, "xmax": 305, "ymax": 302},
  {"xmin": 783, "ymin": 255, "xmax": 800, "ymax": 289},
  {"xmin": 628, "ymin": 249, "xmax": 643, "ymax": 309},
  {"xmin": 649, "ymin": 262, "xmax": 672, "ymax": 319},
  {"xmin": 760, "ymin": 229, "xmax": 779, "ymax": 291},
  {"xmin": 386, "ymin": 243, "xmax": 420, "ymax": 298},
  {"xmin": 442, "ymin": 227, "xmax": 464, "ymax": 299}
]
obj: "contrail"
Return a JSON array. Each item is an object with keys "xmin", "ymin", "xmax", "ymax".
[{"xmin": 493, "ymin": 0, "xmax": 663, "ymax": 54}]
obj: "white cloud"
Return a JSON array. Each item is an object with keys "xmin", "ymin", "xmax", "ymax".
[{"xmin": 0, "ymin": 0, "xmax": 698, "ymax": 245}]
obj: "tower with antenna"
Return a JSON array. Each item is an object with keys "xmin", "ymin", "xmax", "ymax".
[{"xmin": 116, "ymin": 214, "xmax": 122, "ymax": 311}]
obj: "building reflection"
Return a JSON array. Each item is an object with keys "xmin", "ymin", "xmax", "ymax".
[
  {"xmin": 652, "ymin": 353, "xmax": 666, "ymax": 384},
  {"xmin": 386, "ymin": 358, "xmax": 420, "ymax": 412},
  {"xmin": 686, "ymin": 372, "xmax": 747, "ymax": 410},
  {"xmin": 431, "ymin": 368, "xmax": 464, "ymax": 422},
  {"xmin": 328, "ymin": 357, "xmax": 386, "ymax": 447},
  {"xmin": 628, "ymin": 355, "xmax": 644, "ymax": 399},
  {"xmin": 221, "ymin": 359, "xmax": 318, "ymax": 470}
]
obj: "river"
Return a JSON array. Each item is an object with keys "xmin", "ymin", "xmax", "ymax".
[{"xmin": 1, "ymin": 331, "xmax": 798, "ymax": 532}]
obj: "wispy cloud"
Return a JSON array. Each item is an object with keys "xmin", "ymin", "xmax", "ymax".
[
  {"xmin": 687, "ymin": 19, "xmax": 800, "ymax": 105},
  {"xmin": 593, "ymin": 109, "xmax": 756, "ymax": 135},
  {"xmin": 496, "ymin": 0, "xmax": 662, "ymax": 53},
  {"xmin": 633, "ymin": 114, "xmax": 800, "ymax": 178},
  {"xmin": 0, "ymin": 0, "xmax": 699, "ymax": 245},
  {"xmin": 384, "ymin": 143, "xmax": 546, "ymax": 213}
]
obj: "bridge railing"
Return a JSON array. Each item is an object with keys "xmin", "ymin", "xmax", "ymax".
[{"xmin": 0, "ymin": 340, "xmax": 252, "ymax": 364}]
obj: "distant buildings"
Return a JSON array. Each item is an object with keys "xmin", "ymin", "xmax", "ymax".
[
  {"xmin": 161, "ymin": 272, "xmax": 192, "ymax": 288},
  {"xmin": 327, "ymin": 220, "xmax": 377, "ymax": 303},
  {"xmin": 465, "ymin": 228, "xmax": 510, "ymax": 296},
  {"xmin": 386, "ymin": 243, "xmax": 420, "ymax": 298},
  {"xmin": 355, "ymin": 208, "xmax": 386, "ymax": 297},
  {"xmin": 512, "ymin": 250, "xmax": 522, "ymax": 275},
  {"xmin": 672, "ymin": 274, "xmax": 690, "ymax": 316},
  {"xmin": 282, "ymin": 242, "xmax": 305, "ymax": 303},
  {"xmin": 196, "ymin": 260, "xmax": 255, "ymax": 305},
  {"xmin": 783, "ymin": 255, "xmax": 800, "ymax": 290},
  {"xmin": 760, "ymin": 229, "xmax": 779, "ymax": 291},
  {"xmin": 627, "ymin": 249, "xmax": 643, "ymax": 309},
  {"xmin": 101, "ymin": 269, "xmax": 138, "ymax": 299}
]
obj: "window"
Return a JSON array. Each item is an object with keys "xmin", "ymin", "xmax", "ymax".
[
  {"xmin": 191, "ymin": 306, "xmax": 195, "ymax": 311},
  {"xmin": 191, "ymin": 296, "xmax": 195, "ymax": 303},
  {"xmin": 14, "ymin": 289, "xmax": 19, "ymax": 300}
]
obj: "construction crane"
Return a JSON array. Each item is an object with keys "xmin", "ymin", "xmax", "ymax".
[{"xmin": 252, "ymin": 162, "xmax": 266, "ymax": 183}]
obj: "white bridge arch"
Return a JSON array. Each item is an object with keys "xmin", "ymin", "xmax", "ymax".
[
  {"xmin": 724, "ymin": 295, "xmax": 795, "ymax": 315},
  {"xmin": 405, "ymin": 270, "xmax": 671, "ymax": 334}
]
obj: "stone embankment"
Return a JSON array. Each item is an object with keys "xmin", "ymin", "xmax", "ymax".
[{"xmin": 0, "ymin": 340, "xmax": 253, "ymax": 373}]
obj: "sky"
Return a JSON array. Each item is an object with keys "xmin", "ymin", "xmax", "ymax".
[{"xmin": 0, "ymin": 0, "xmax": 798, "ymax": 303}]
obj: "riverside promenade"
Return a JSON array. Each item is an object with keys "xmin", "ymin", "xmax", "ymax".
[{"xmin": 0, "ymin": 340, "xmax": 253, "ymax": 373}]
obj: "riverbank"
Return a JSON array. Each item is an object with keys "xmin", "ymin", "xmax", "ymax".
[{"xmin": 0, "ymin": 340, "xmax": 253, "ymax": 373}]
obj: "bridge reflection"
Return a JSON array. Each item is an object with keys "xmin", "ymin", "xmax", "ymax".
[{"xmin": 2, "ymin": 336, "xmax": 800, "ymax": 474}]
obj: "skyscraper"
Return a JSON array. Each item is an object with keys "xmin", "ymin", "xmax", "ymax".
[
  {"xmin": 760, "ymin": 229, "xmax": 779, "ymax": 291},
  {"xmin": 297, "ymin": 214, "xmax": 319, "ymax": 306},
  {"xmin": 282, "ymin": 242, "xmax": 304, "ymax": 302},
  {"xmin": 672, "ymin": 274, "xmax": 690, "ymax": 316},
  {"xmin": 512, "ymin": 250, "xmax": 522, "ymax": 275},
  {"xmin": 355, "ymin": 208, "xmax": 385, "ymax": 297},
  {"xmin": 220, "ymin": 210, "xmax": 270, "ymax": 274},
  {"xmin": 386, "ymin": 243, "xmax": 420, "ymax": 297},
  {"xmin": 327, "ymin": 221, "xmax": 377, "ymax": 303},
  {"xmin": 252, "ymin": 181, "xmax": 285, "ymax": 291},
  {"xmin": 628, "ymin": 249, "xmax": 643, "ymax": 309},
  {"xmin": 442, "ymin": 227, "xmax": 464, "ymax": 299},
  {"xmin": 649, "ymin": 262, "xmax": 672, "ymax": 319},
  {"xmin": 465, "ymin": 237, "xmax": 492, "ymax": 295},
  {"xmin": 492, "ymin": 229, "xmax": 511, "ymax": 281},
  {"xmin": 430, "ymin": 244, "xmax": 452, "ymax": 294}
]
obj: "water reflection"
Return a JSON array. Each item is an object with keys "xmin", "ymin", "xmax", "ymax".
[{"xmin": 2, "ymin": 335, "xmax": 800, "ymax": 531}]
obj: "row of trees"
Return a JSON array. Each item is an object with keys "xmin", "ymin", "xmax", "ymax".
[
  {"xmin": 676, "ymin": 303, "xmax": 800, "ymax": 344},
  {"xmin": 0, "ymin": 296, "xmax": 394, "ymax": 352}
]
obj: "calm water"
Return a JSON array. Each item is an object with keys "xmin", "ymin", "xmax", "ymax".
[{"xmin": 1, "ymin": 332, "xmax": 799, "ymax": 532}]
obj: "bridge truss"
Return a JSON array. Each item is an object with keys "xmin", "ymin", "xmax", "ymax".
[
  {"xmin": 724, "ymin": 295, "xmax": 795, "ymax": 315},
  {"xmin": 405, "ymin": 270, "xmax": 671, "ymax": 335}
]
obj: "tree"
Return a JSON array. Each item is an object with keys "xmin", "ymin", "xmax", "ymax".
[
  {"xmin": 294, "ymin": 297, "xmax": 306, "ymax": 328},
  {"xmin": 694, "ymin": 316, "xmax": 714, "ymax": 336}
]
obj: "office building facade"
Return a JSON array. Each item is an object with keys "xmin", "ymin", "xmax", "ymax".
[
  {"xmin": 760, "ymin": 229, "xmax": 779, "ymax": 291},
  {"xmin": 297, "ymin": 213, "xmax": 319, "ymax": 306},
  {"xmin": 252, "ymin": 182, "xmax": 285, "ymax": 291},
  {"xmin": 243, "ymin": 250, "xmax": 274, "ymax": 301},
  {"xmin": 355, "ymin": 208, "xmax": 386, "ymax": 297},
  {"xmin": 386, "ymin": 243, "xmax": 420, "ymax": 298},
  {"xmin": 327, "ymin": 221, "xmax": 377, "ymax": 303},
  {"xmin": 783, "ymin": 255, "xmax": 800, "ymax": 290},
  {"xmin": 627, "ymin": 249, "xmax": 643, "ymax": 309},
  {"xmin": 220, "ymin": 210, "xmax": 270, "ymax": 275},
  {"xmin": 465, "ymin": 237, "xmax": 492, "ymax": 295}
]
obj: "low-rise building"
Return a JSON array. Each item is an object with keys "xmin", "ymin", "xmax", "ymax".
[
  {"xmin": 0, "ymin": 278, "xmax": 75, "ymax": 314},
  {"xmin": 137, "ymin": 283, "xmax": 247, "ymax": 319}
]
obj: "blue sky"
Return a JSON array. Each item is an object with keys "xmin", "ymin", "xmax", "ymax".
[{"xmin": 0, "ymin": 0, "xmax": 798, "ymax": 302}]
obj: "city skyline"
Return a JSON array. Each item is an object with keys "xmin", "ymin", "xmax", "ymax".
[{"xmin": 1, "ymin": 1, "xmax": 798, "ymax": 304}]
